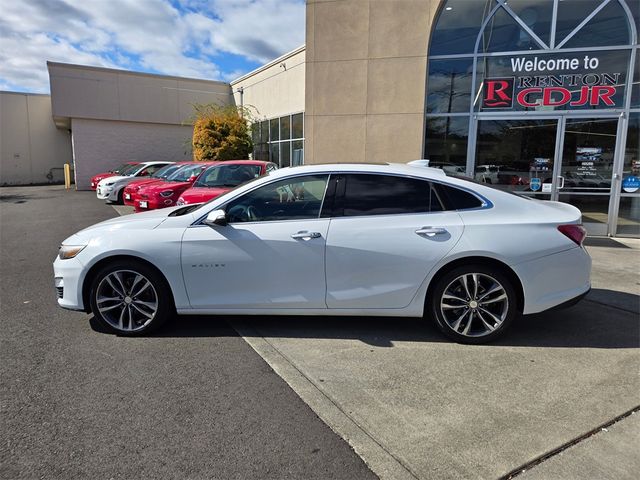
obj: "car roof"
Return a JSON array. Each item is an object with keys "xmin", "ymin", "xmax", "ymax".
[{"xmin": 267, "ymin": 162, "xmax": 448, "ymax": 179}]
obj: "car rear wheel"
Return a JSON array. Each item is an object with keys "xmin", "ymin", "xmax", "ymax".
[
  {"xmin": 429, "ymin": 264, "xmax": 517, "ymax": 344},
  {"xmin": 89, "ymin": 261, "xmax": 173, "ymax": 335}
]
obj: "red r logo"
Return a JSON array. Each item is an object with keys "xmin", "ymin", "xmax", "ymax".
[{"xmin": 483, "ymin": 78, "xmax": 514, "ymax": 108}]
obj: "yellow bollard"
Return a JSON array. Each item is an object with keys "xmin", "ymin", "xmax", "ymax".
[{"xmin": 64, "ymin": 163, "xmax": 71, "ymax": 190}]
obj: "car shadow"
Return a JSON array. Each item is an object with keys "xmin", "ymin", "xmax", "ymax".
[
  {"xmin": 90, "ymin": 289, "xmax": 639, "ymax": 349},
  {"xmin": 0, "ymin": 194, "xmax": 30, "ymax": 204}
]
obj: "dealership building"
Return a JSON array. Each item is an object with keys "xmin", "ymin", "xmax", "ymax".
[{"xmin": 0, "ymin": 0, "xmax": 638, "ymax": 236}]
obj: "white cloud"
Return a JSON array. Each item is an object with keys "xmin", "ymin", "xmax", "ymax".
[{"xmin": 0, "ymin": 0, "xmax": 305, "ymax": 93}]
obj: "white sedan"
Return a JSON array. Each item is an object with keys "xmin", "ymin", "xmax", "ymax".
[
  {"xmin": 96, "ymin": 161, "xmax": 173, "ymax": 204},
  {"xmin": 55, "ymin": 163, "xmax": 591, "ymax": 343}
]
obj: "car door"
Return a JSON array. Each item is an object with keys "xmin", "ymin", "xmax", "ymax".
[
  {"xmin": 325, "ymin": 173, "xmax": 464, "ymax": 309},
  {"xmin": 181, "ymin": 174, "xmax": 331, "ymax": 309}
]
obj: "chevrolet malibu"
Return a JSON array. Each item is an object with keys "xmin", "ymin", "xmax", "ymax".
[{"xmin": 54, "ymin": 163, "xmax": 591, "ymax": 343}]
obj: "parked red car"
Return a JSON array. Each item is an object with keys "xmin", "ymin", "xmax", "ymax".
[
  {"xmin": 90, "ymin": 162, "xmax": 139, "ymax": 190},
  {"xmin": 123, "ymin": 162, "xmax": 193, "ymax": 207},
  {"xmin": 134, "ymin": 162, "xmax": 216, "ymax": 212},
  {"xmin": 176, "ymin": 161, "xmax": 277, "ymax": 206}
]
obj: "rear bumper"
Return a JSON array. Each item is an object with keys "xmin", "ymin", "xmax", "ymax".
[{"xmin": 512, "ymin": 246, "xmax": 591, "ymax": 315}]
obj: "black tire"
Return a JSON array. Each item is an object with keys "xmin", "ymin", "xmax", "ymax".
[
  {"xmin": 429, "ymin": 264, "xmax": 518, "ymax": 344},
  {"xmin": 116, "ymin": 188, "xmax": 125, "ymax": 205},
  {"xmin": 89, "ymin": 260, "xmax": 174, "ymax": 336}
]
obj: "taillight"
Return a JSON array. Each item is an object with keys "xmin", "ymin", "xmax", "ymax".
[{"xmin": 558, "ymin": 224, "xmax": 587, "ymax": 246}]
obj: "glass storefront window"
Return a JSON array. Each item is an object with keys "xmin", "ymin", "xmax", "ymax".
[
  {"xmin": 280, "ymin": 141, "xmax": 291, "ymax": 168},
  {"xmin": 426, "ymin": 0, "xmax": 638, "ymax": 236},
  {"xmin": 631, "ymin": 50, "xmax": 639, "ymax": 108},
  {"xmin": 270, "ymin": 143, "xmax": 280, "ymax": 165},
  {"xmin": 554, "ymin": 0, "xmax": 608, "ymax": 46},
  {"xmin": 429, "ymin": 0, "xmax": 495, "ymax": 56},
  {"xmin": 270, "ymin": 118, "xmax": 280, "ymax": 142},
  {"xmin": 560, "ymin": 118, "xmax": 617, "ymax": 193},
  {"xmin": 292, "ymin": 140, "xmax": 304, "ymax": 166},
  {"xmin": 260, "ymin": 121, "xmax": 269, "ymax": 145},
  {"xmin": 424, "ymin": 116, "xmax": 469, "ymax": 173},
  {"xmin": 427, "ymin": 59, "xmax": 473, "ymax": 113},
  {"xmin": 475, "ymin": 119, "xmax": 558, "ymax": 194},
  {"xmin": 504, "ymin": 0, "xmax": 554, "ymax": 47},
  {"xmin": 280, "ymin": 115, "xmax": 291, "ymax": 140},
  {"xmin": 561, "ymin": 0, "xmax": 630, "ymax": 49},
  {"xmin": 474, "ymin": 50, "xmax": 630, "ymax": 112},
  {"xmin": 292, "ymin": 113, "xmax": 304, "ymax": 139},
  {"xmin": 481, "ymin": 7, "xmax": 543, "ymax": 53},
  {"xmin": 618, "ymin": 113, "xmax": 640, "ymax": 235}
]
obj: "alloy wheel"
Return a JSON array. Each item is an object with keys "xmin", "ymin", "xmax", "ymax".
[
  {"xmin": 440, "ymin": 273, "xmax": 509, "ymax": 338},
  {"xmin": 95, "ymin": 269, "xmax": 158, "ymax": 332}
]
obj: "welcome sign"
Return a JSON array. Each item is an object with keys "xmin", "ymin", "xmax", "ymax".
[{"xmin": 482, "ymin": 54, "xmax": 625, "ymax": 110}]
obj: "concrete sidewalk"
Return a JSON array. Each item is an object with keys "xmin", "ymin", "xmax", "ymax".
[{"xmin": 232, "ymin": 238, "xmax": 640, "ymax": 480}]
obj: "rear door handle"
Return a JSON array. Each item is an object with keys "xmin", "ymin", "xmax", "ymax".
[
  {"xmin": 291, "ymin": 231, "xmax": 322, "ymax": 240},
  {"xmin": 415, "ymin": 226, "xmax": 447, "ymax": 237}
]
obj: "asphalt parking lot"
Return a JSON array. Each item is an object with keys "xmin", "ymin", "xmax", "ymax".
[
  {"xmin": 1, "ymin": 185, "xmax": 639, "ymax": 479},
  {"xmin": 0, "ymin": 186, "xmax": 376, "ymax": 480}
]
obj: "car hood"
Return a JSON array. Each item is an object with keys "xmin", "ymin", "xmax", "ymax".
[
  {"xmin": 64, "ymin": 206, "xmax": 184, "ymax": 244},
  {"xmin": 181, "ymin": 186, "xmax": 230, "ymax": 202},
  {"xmin": 98, "ymin": 175, "xmax": 129, "ymax": 186},
  {"xmin": 142, "ymin": 181, "xmax": 190, "ymax": 194},
  {"xmin": 126, "ymin": 178, "xmax": 164, "ymax": 189}
]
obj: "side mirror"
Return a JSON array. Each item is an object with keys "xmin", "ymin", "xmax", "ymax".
[{"xmin": 203, "ymin": 209, "xmax": 227, "ymax": 227}]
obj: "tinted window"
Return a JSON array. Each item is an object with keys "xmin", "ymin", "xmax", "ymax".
[
  {"xmin": 437, "ymin": 183, "xmax": 484, "ymax": 209},
  {"xmin": 152, "ymin": 163, "xmax": 182, "ymax": 179},
  {"xmin": 194, "ymin": 164, "xmax": 262, "ymax": 188},
  {"xmin": 138, "ymin": 164, "xmax": 166, "ymax": 176},
  {"xmin": 341, "ymin": 175, "xmax": 443, "ymax": 217},
  {"xmin": 168, "ymin": 164, "xmax": 206, "ymax": 182},
  {"xmin": 225, "ymin": 175, "xmax": 329, "ymax": 223}
]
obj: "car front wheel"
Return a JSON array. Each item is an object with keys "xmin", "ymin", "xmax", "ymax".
[
  {"xmin": 430, "ymin": 265, "xmax": 517, "ymax": 344},
  {"xmin": 89, "ymin": 261, "xmax": 173, "ymax": 335}
]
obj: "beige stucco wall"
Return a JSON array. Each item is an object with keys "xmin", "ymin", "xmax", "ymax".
[
  {"xmin": 305, "ymin": 0, "xmax": 441, "ymax": 164},
  {"xmin": 71, "ymin": 119, "xmax": 193, "ymax": 190},
  {"xmin": 231, "ymin": 47, "xmax": 306, "ymax": 121},
  {"xmin": 0, "ymin": 92, "xmax": 72, "ymax": 185},
  {"xmin": 48, "ymin": 62, "xmax": 233, "ymax": 128}
]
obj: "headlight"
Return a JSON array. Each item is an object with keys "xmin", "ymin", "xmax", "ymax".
[
  {"xmin": 160, "ymin": 190, "xmax": 174, "ymax": 198},
  {"xmin": 104, "ymin": 182, "xmax": 114, "ymax": 187},
  {"xmin": 58, "ymin": 245, "xmax": 86, "ymax": 260},
  {"xmin": 176, "ymin": 198, "xmax": 186, "ymax": 206}
]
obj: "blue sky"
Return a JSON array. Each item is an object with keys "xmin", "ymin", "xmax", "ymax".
[{"xmin": 0, "ymin": 0, "xmax": 305, "ymax": 93}]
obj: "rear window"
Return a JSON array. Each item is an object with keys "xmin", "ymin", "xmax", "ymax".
[
  {"xmin": 436, "ymin": 183, "xmax": 484, "ymax": 210},
  {"xmin": 341, "ymin": 174, "xmax": 443, "ymax": 217},
  {"xmin": 194, "ymin": 164, "xmax": 262, "ymax": 188}
]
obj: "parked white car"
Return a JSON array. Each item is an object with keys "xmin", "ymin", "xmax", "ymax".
[
  {"xmin": 55, "ymin": 163, "xmax": 591, "ymax": 343},
  {"xmin": 96, "ymin": 161, "xmax": 173, "ymax": 204}
]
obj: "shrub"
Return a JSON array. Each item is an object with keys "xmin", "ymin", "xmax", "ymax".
[{"xmin": 191, "ymin": 104, "xmax": 253, "ymax": 161}]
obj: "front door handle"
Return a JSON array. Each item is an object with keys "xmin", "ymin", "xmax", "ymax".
[
  {"xmin": 415, "ymin": 226, "xmax": 447, "ymax": 237},
  {"xmin": 291, "ymin": 231, "xmax": 321, "ymax": 240},
  {"xmin": 557, "ymin": 175, "xmax": 565, "ymax": 189}
]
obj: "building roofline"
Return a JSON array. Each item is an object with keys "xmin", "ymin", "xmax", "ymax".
[
  {"xmin": 46, "ymin": 61, "xmax": 230, "ymax": 86},
  {"xmin": 230, "ymin": 45, "xmax": 305, "ymax": 85},
  {"xmin": 0, "ymin": 90, "xmax": 50, "ymax": 97}
]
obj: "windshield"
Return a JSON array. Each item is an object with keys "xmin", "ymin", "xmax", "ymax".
[
  {"xmin": 194, "ymin": 164, "xmax": 262, "ymax": 188},
  {"xmin": 118, "ymin": 164, "xmax": 139, "ymax": 176},
  {"xmin": 152, "ymin": 163, "xmax": 182, "ymax": 179},
  {"xmin": 167, "ymin": 164, "xmax": 206, "ymax": 182},
  {"xmin": 113, "ymin": 163, "xmax": 134, "ymax": 174}
]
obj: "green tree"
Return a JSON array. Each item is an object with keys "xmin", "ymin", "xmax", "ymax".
[{"xmin": 191, "ymin": 104, "xmax": 253, "ymax": 161}]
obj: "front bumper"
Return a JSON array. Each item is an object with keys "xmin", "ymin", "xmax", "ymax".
[
  {"xmin": 53, "ymin": 256, "xmax": 86, "ymax": 311},
  {"xmin": 135, "ymin": 197, "xmax": 174, "ymax": 212},
  {"xmin": 96, "ymin": 186, "xmax": 113, "ymax": 200}
]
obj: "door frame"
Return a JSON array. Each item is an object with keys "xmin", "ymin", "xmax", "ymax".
[{"xmin": 470, "ymin": 112, "xmax": 626, "ymax": 235}]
